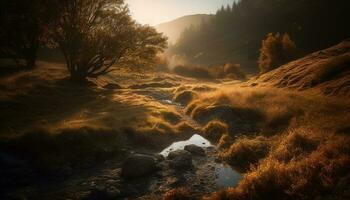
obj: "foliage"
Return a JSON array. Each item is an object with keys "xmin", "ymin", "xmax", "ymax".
[
  {"xmin": 258, "ymin": 33, "xmax": 296, "ymax": 73},
  {"xmin": 0, "ymin": 0, "xmax": 50, "ymax": 68},
  {"xmin": 48, "ymin": 0, "xmax": 167, "ymax": 80},
  {"xmin": 171, "ymin": 0, "xmax": 350, "ymax": 70}
]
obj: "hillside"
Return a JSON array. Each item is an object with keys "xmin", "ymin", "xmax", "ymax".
[
  {"xmin": 155, "ymin": 14, "xmax": 213, "ymax": 44},
  {"xmin": 170, "ymin": 0, "xmax": 350, "ymax": 70},
  {"xmin": 251, "ymin": 39, "xmax": 350, "ymax": 97}
]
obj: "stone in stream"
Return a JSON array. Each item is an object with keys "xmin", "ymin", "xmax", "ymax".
[
  {"xmin": 167, "ymin": 150, "xmax": 193, "ymax": 170},
  {"xmin": 121, "ymin": 154, "xmax": 157, "ymax": 179},
  {"xmin": 184, "ymin": 144, "xmax": 206, "ymax": 156}
]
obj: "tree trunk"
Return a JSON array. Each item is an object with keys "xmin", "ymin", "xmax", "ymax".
[{"xmin": 24, "ymin": 43, "xmax": 38, "ymax": 69}]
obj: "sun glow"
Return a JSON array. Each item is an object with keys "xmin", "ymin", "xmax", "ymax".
[{"xmin": 126, "ymin": 0, "xmax": 235, "ymax": 25}]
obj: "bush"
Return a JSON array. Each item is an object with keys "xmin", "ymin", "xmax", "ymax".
[
  {"xmin": 223, "ymin": 63, "xmax": 247, "ymax": 80},
  {"xmin": 221, "ymin": 136, "xmax": 270, "ymax": 171},
  {"xmin": 202, "ymin": 120, "xmax": 229, "ymax": 143},
  {"xmin": 163, "ymin": 188, "xmax": 194, "ymax": 200},
  {"xmin": 258, "ymin": 33, "xmax": 296, "ymax": 73}
]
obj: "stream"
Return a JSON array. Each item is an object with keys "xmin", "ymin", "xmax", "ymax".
[{"xmin": 159, "ymin": 134, "xmax": 241, "ymax": 188}]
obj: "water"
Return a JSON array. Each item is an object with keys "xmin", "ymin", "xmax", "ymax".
[
  {"xmin": 160, "ymin": 134, "xmax": 212, "ymax": 157},
  {"xmin": 160, "ymin": 134, "xmax": 241, "ymax": 188},
  {"xmin": 215, "ymin": 163, "xmax": 241, "ymax": 187}
]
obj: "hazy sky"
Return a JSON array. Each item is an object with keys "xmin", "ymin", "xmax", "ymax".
[{"xmin": 126, "ymin": 0, "xmax": 235, "ymax": 25}]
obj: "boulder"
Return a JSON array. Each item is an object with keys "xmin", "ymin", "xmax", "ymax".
[
  {"xmin": 167, "ymin": 150, "xmax": 193, "ymax": 170},
  {"xmin": 121, "ymin": 154, "xmax": 156, "ymax": 179},
  {"xmin": 184, "ymin": 144, "xmax": 205, "ymax": 156}
]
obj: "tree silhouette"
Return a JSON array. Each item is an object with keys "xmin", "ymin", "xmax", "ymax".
[
  {"xmin": 0, "ymin": 0, "xmax": 49, "ymax": 68},
  {"xmin": 258, "ymin": 33, "xmax": 296, "ymax": 73}
]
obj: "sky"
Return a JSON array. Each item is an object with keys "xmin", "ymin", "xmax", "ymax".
[{"xmin": 126, "ymin": 0, "xmax": 235, "ymax": 25}]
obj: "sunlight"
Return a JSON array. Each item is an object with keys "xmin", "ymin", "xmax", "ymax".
[{"xmin": 126, "ymin": 0, "xmax": 235, "ymax": 25}]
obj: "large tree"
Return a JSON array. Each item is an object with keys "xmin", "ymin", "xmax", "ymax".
[
  {"xmin": 49, "ymin": 0, "xmax": 167, "ymax": 80},
  {"xmin": 0, "ymin": 0, "xmax": 48, "ymax": 68}
]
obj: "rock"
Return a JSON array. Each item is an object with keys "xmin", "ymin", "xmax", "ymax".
[
  {"xmin": 154, "ymin": 154, "xmax": 165, "ymax": 162},
  {"xmin": 184, "ymin": 145, "xmax": 205, "ymax": 156},
  {"xmin": 121, "ymin": 154, "xmax": 156, "ymax": 179},
  {"xmin": 167, "ymin": 150, "xmax": 193, "ymax": 170}
]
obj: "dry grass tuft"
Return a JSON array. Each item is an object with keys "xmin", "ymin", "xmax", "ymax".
[
  {"xmin": 220, "ymin": 136, "xmax": 270, "ymax": 171},
  {"xmin": 217, "ymin": 134, "xmax": 234, "ymax": 149},
  {"xmin": 202, "ymin": 120, "xmax": 229, "ymax": 143},
  {"xmin": 163, "ymin": 188, "xmax": 194, "ymax": 200},
  {"xmin": 173, "ymin": 90, "xmax": 198, "ymax": 106},
  {"xmin": 207, "ymin": 128, "xmax": 350, "ymax": 200}
]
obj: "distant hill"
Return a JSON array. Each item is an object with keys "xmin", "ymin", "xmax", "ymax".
[
  {"xmin": 155, "ymin": 14, "xmax": 213, "ymax": 44},
  {"xmin": 251, "ymin": 39, "xmax": 350, "ymax": 97},
  {"xmin": 170, "ymin": 0, "xmax": 350, "ymax": 71}
]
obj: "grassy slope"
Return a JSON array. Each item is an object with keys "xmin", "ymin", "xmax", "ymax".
[
  {"xmin": 250, "ymin": 39, "xmax": 350, "ymax": 97},
  {"xmin": 162, "ymin": 40, "xmax": 350, "ymax": 200}
]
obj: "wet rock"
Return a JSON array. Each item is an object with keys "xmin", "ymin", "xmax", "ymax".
[
  {"xmin": 154, "ymin": 154, "xmax": 165, "ymax": 162},
  {"xmin": 167, "ymin": 150, "xmax": 193, "ymax": 170},
  {"xmin": 121, "ymin": 154, "xmax": 156, "ymax": 179},
  {"xmin": 184, "ymin": 144, "xmax": 205, "ymax": 156}
]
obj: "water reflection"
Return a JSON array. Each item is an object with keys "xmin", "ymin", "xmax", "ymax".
[
  {"xmin": 215, "ymin": 163, "xmax": 241, "ymax": 187},
  {"xmin": 160, "ymin": 134, "xmax": 241, "ymax": 188}
]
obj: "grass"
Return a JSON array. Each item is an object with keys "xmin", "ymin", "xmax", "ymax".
[
  {"xmin": 172, "ymin": 63, "xmax": 246, "ymax": 80},
  {"xmin": 173, "ymin": 84, "xmax": 350, "ymax": 199},
  {"xmin": 163, "ymin": 188, "xmax": 195, "ymax": 200},
  {"xmin": 0, "ymin": 127, "xmax": 125, "ymax": 175},
  {"xmin": 202, "ymin": 120, "xmax": 228, "ymax": 143},
  {"xmin": 220, "ymin": 136, "xmax": 270, "ymax": 171},
  {"xmin": 206, "ymin": 128, "xmax": 350, "ymax": 200},
  {"xmin": 189, "ymin": 86, "xmax": 350, "ymax": 200}
]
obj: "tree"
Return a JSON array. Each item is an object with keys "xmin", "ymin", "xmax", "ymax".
[
  {"xmin": 258, "ymin": 33, "xmax": 296, "ymax": 73},
  {"xmin": 49, "ymin": 0, "xmax": 167, "ymax": 80},
  {"xmin": 0, "ymin": 0, "xmax": 48, "ymax": 68}
]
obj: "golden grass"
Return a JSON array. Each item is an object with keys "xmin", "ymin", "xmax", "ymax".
[
  {"xmin": 220, "ymin": 136, "xmax": 270, "ymax": 171},
  {"xmin": 163, "ymin": 188, "xmax": 194, "ymax": 200},
  {"xmin": 177, "ymin": 84, "xmax": 350, "ymax": 200},
  {"xmin": 206, "ymin": 128, "xmax": 350, "ymax": 200},
  {"xmin": 202, "ymin": 120, "xmax": 229, "ymax": 143},
  {"xmin": 172, "ymin": 63, "xmax": 246, "ymax": 80}
]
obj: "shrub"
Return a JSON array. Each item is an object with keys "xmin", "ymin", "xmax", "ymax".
[
  {"xmin": 202, "ymin": 120, "xmax": 229, "ymax": 143},
  {"xmin": 223, "ymin": 63, "xmax": 246, "ymax": 80},
  {"xmin": 217, "ymin": 134, "xmax": 234, "ymax": 149},
  {"xmin": 258, "ymin": 33, "xmax": 296, "ymax": 73},
  {"xmin": 221, "ymin": 136, "xmax": 270, "ymax": 171},
  {"xmin": 163, "ymin": 188, "xmax": 194, "ymax": 200}
]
